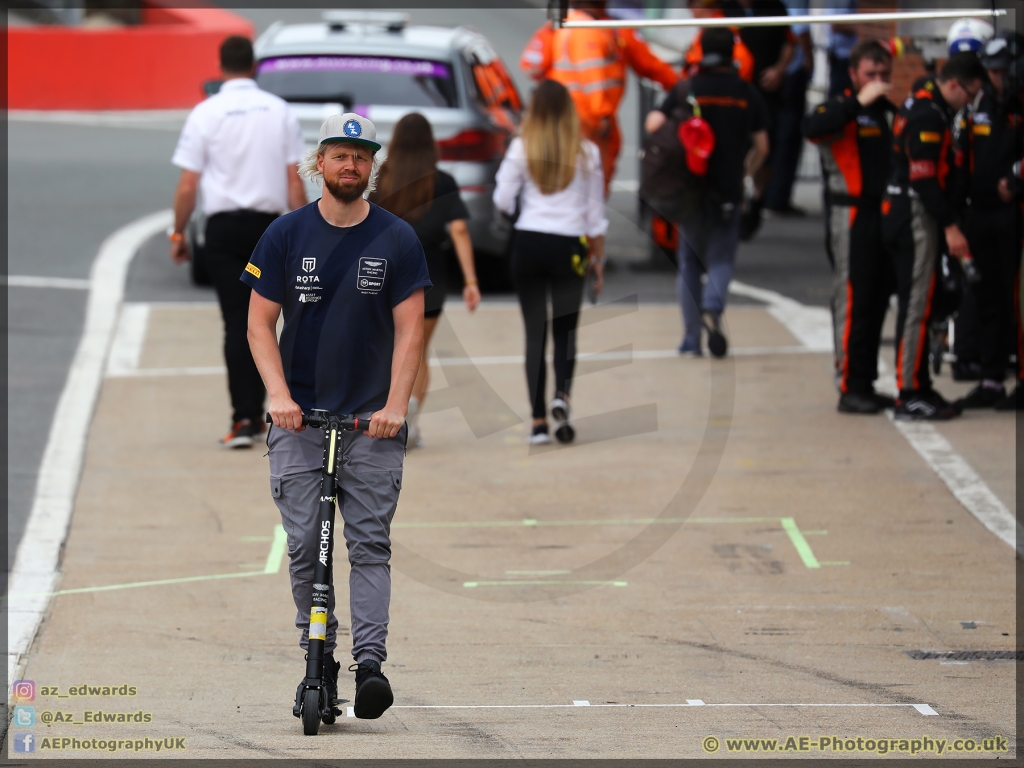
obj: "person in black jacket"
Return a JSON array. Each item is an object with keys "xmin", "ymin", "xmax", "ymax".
[
  {"xmin": 645, "ymin": 27, "xmax": 769, "ymax": 357},
  {"xmin": 881, "ymin": 53, "xmax": 986, "ymax": 420},
  {"xmin": 805, "ymin": 41, "xmax": 898, "ymax": 414},
  {"xmin": 952, "ymin": 33, "xmax": 1024, "ymax": 410}
]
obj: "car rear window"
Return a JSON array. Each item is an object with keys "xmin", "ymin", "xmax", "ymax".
[{"xmin": 255, "ymin": 56, "xmax": 459, "ymax": 109}]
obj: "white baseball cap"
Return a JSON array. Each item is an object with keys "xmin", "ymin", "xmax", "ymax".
[{"xmin": 318, "ymin": 113, "xmax": 381, "ymax": 152}]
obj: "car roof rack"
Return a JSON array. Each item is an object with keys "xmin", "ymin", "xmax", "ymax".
[{"xmin": 322, "ymin": 11, "xmax": 409, "ymax": 33}]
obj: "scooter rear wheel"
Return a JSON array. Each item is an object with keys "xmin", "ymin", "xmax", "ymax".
[{"xmin": 301, "ymin": 688, "xmax": 321, "ymax": 735}]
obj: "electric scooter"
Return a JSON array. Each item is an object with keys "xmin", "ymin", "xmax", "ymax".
[{"xmin": 266, "ymin": 409, "xmax": 373, "ymax": 736}]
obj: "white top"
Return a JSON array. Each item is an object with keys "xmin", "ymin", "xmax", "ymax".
[
  {"xmin": 492, "ymin": 137, "xmax": 608, "ymax": 239},
  {"xmin": 172, "ymin": 79, "xmax": 305, "ymax": 216}
]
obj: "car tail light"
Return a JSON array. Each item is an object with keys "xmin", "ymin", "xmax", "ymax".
[{"xmin": 437, "ymin": 129, "xmax": 505, "ymax": 162}]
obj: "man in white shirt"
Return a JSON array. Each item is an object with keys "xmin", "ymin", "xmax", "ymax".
[{"xmin": 170, "ymin": 35, "xmax": 306, "ymax": 448}]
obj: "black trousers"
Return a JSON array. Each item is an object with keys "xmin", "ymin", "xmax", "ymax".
[
  {"xmin": 882, "ymin": 196, "xmax": 941, "ymax": 396},
  {"xmin": 205, "ymin": 210, "xmax": 277, "ymax": 424},
  {"xmin": 963, "ymin": 205, "xmax": 1021, "ymax": 381},
  {"xmin": 512, "ymin": 230, "xmax": 586, "ymax": 420},
  {"xmin": 829, "ymin": 203, "xmax": 896, "ymax": 395}
]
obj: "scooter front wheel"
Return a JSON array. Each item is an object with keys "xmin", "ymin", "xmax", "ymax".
[{"xmin": 301, "ymin": 688, "xmax": 322, "ymax": 735}]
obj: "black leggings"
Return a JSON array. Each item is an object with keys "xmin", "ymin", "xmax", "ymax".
[{"xmin": 512, "ymin": 230, "xmax": 586, "ymax": 420}]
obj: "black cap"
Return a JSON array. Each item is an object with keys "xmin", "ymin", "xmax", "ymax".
[{"xmin": 700, "ymin": 27, "xmax": 735, "ymax": 69}]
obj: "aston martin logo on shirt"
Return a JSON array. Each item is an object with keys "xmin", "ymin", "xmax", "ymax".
[{"xmin": 357, "ymin": 257, "xmax": 387, "ymax": 294}]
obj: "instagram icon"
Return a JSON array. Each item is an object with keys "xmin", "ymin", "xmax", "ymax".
[{"xmin": 12, "ymin": 680, "xmax": 35, "ymax": 702}]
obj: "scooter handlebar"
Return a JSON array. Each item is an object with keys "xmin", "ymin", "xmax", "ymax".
[{"xmin": 265, "ymin": 412, "xmax": 375, "ymax": 431}]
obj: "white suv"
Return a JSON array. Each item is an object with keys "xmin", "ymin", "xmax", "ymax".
[{"xmin": 189, "ymin": 12, "xmax": 522, "ymax": 287}]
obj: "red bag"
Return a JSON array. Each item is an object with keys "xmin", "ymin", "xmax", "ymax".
[{"xmin": 678, "ymin": 116, "xmax": 715, "ymax": 176}]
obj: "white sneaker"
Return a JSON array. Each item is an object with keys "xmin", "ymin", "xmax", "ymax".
[
  {"xmin": 528, "ymin": 425, "xmax": 552, "ymax": 445},
  {"xmin": 550, "ymin": 398, "xmax": 575, "ymax": 444}
]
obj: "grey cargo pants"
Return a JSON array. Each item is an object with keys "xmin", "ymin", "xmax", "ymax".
[{"xmin": 268, "ymin": 421, "xmax": 406, "ymax": 664}]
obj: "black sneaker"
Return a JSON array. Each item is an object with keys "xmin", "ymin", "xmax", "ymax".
[
  {"xmin": 220, "ymin": 418, "xmax": 258, "ymax": 449},
  {"xmin": 951, "ymin": 360, "xmax": 983, "ymax": 381},
  {"xmin": 995, "ymin": 384, "xmax": 1023, "ymax": 411},
  {"xmin": 837, "ymin": 392, "xmax": 881, "ymax": 414},
  {"xmin": 528, "ymin": 423, "xmax": 552, "ymax": 446},
  {"xmin": 954, "ymin": 382, "xmax": 1006, "ymax": 410},
  {"xmin": 702, "ymin": 311, "xmax": 728, "ymax": 358},
  {"xmin": 894, "ymin": 391, "xmax": 958, "ymax": 420},
  {"xmin": 323, "ymin": 654, "xmax": 342, "ymax": 716},
  {"xmin": 351, "ymin": 660, "xmax": 393, "ymax": 720},
  {"xmin": 872, "ymin": 392, "xmax": 897, "ymax": 410}
]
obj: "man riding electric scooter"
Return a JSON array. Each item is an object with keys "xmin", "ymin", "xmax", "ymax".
[{"xmin": 244, "ymin": 114, "xmax": 430, "ymax": 730}]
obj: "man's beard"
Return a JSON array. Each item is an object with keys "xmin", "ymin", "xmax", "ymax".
[{"xmin": 324, "ymin": 173, "xmax": 369, "ymax": 203}]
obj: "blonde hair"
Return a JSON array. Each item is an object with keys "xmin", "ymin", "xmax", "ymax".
[
  {"xmin": 299, "ymin": 142, "xmax": 380, "ymax": 194},
  {"xmin": 521, "ymin": 79, "xmax": 583, "ymax": 194}
]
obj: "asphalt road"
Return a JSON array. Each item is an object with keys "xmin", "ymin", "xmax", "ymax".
[
  {"xmin": 6, "ymin": 6, "xmax": 832, "ymax": 581},
  {"xmin": 6, "ymin": 120, "xmax": 182, "ymax": 572}
]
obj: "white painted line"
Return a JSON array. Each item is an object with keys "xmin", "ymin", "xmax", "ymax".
[
  {"xmin": 4, "ymin": 275, "xmax": 92, "ymax": 290},
  {"xmin": 108, "ymin": 365, "xmax": 227, "ymax": 379},
  {"xmin": 890, "ymin": 414, "xmax": 1022, "ymax": 555},
  {"xmin": 427, "ymin": 345, "xmax": 815, "ymax": 368},
  {"xmin": 6, "ymin": 209, "xmax": 173, "ymax": 687},
  {"xmin": 739, "ymin": 280, "xmax": 1016, "ymax": 557},
  {"xmin": 9, "ymin": 109, "xmax": 189, "ymax": 130},
  {"xmin": 106, "ymin": 303, "xmax": 150, "ymax": 376},
  {"xmin": 573, "ymin": 700, "xmax": 591, "ymax": 706},
  {"xmin": 729, "ymin": 280, "xmax": 832, "ymax": 352},
  {"xmin": 610, "ymin": 179, "xmax": 639, "ymax": 192},
  {"xmin": 390, "ymin": 702, "xmax": 936, "ymax": 714},
  {"xmin": 347, "ymin": 707, "xmax": 355, "ymax": 718}
]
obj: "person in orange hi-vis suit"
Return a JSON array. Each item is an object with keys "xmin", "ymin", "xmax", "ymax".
[
  {"xmin": 520, "ymin": 0, "xmax": 680, "ymax": 195},
  {"xmin": 683, "ymin": 0, "xmax": 755, "ymax": 82}
]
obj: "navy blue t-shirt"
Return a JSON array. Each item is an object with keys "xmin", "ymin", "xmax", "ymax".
[{"xmin": 241, "ymin": 201, "xmax": 431, "ymax": 415}]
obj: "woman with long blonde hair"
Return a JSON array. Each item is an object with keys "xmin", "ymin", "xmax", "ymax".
[
  {"xmin": 371, "ymin": 112, "xmax": 480, "ymax": 447},
  {"xmin": 493, "ymin": 79, "xmax": 607, "ymax": 445}
]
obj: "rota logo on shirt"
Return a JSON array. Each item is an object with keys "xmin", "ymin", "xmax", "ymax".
[
  {"xmin": 356, "ymin": 257, "xmax": 388, "ymax": 293},
  {"xmin": 302, "ymin": 258, "xmax": 316, "ymax": 272}
]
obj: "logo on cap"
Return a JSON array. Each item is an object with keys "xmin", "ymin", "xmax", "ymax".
[{"xmin": 343, "ymin": 119, "xmax": 362, "ymax": 138}]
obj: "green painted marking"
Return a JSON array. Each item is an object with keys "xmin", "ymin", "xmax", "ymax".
[
  {"xmin": 463, "ymin": 580, "xmax": 628, "ymax": 588},
  {"xmin": 780, "ymin": 517, "xmax": 820, "ymax": 569},
  {"xmin": 46, "ymin": 570, "xmax": 267, "ymax": 597},
  {"xmin": 263, "ymin": 524, "xmax": 287, "ymax": 574},
  {"xmin": 6, "ymin": 525, "xmax": 287, "ymax": 599}
]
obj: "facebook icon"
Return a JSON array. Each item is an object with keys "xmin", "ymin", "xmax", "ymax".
[{"xmin": 13, "ymin": 732, "xmax": 35, "ymax": 753}]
